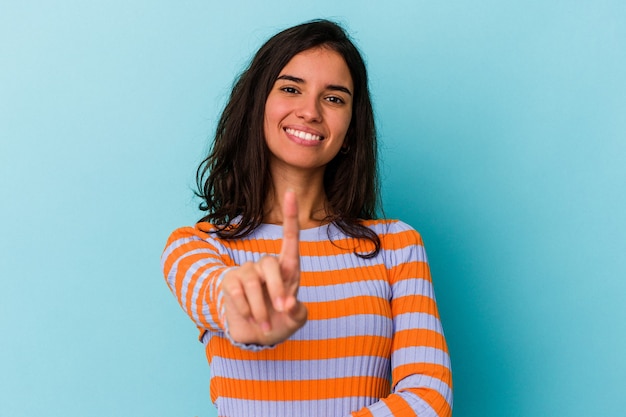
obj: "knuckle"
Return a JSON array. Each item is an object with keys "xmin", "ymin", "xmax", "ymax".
[
  {"xmin": 222, "ymin": 280, "xmax": 241, "ymax": 296},
  {"xmin": 241, "ymin": 261, "xmax": 256, "ymax": 272},
  {"xmin": 281, "ymin": 258, "xmax": 299, "ymax": 272},
  {"xmin": 242, "ymin": 278, "xmax": 262, "ymax": 290},
  {"xmin": 226, "ymin": 285, "xmax": 244, "ymax": 298},
  {"xmin": 259, "ymin": 255, "xmax": 278, "ymax": 267},
  {"xmin": 283, "ymin": 230, "xmax": 298, "ymax": 239}
]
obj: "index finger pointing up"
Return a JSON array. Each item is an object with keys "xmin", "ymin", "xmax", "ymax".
[{"xmin": 278, "ymin": 189, "xmax": 300, "ymax": 276}]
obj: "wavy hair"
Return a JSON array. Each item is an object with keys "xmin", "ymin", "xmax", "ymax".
[{"xmin": 196, "ymin": 19, "xmax": 381, "ymax": 257}]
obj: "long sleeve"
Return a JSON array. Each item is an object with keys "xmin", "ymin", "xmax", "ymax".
[
  {"xmin": 161, "ymin": 220, "xmax": 451, "ymax": 417},
  {"xmin": 161, "ymin": 225, "xmax": 231, "ymax": 336},
  {"xmin": 350, "ymin": 225, "xmax": 453, "ymax": 417}
]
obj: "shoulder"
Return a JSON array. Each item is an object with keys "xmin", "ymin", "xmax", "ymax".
[
  {"xmin": 164, "ymin": 221, "xmax": 275, "ymax": 252},
  {"xmin": 363, "ymin": 220, "xmax": 429, "ymax": 272},
  {"xmin": 162, "ymin": 222, "xmax": 234, "ymax": 259},
  {"xmin": 165, "ymin": 222, "xmax": 218, "ymax": 244},
  {"xmin": 362, "ymin": 218, "xmax": 424, "ymax": 245}
]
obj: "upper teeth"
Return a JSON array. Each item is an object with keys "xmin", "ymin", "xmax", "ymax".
[{"xmin": 286, "ymin": 128, "xmax": 322, "ymax": 141}]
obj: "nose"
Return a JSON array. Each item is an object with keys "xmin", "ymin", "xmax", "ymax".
[{"xmin": 295, "ymin": 96, "xmax": 322, "ymax": 122}]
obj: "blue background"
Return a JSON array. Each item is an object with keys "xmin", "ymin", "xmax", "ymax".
[{"xmin": 1, "ymin": 1, "xmax": 625, "ymax": 416}]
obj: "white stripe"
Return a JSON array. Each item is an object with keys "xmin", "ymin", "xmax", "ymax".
[
  {"xmin": 392, "ymin": 346, "xmax": 451, "ymax": 369},
  {"xmin": 396, "ymin": 374, "xmax": 453, "ymax": 409},
  {"xmin": 187, "ymin": 263, "xmax": 222, "ymax": 326},
  {"xmin": 365, "ymin": 397, "xmax": 393, "ymax": 416},
  {"xmin": 290, "ymin": 315, "xmax": 393, "ymax": 340},
  {"xmin": 299, "ymin": 280, "xmax": 391, "ymax": 302},
  {"xmin": 224, "ymin": 245, "xmax": 425, "ymax": 272},
  {"xmin": 179, "ymin": 256, "xmax": 217, "ymax": 321},
  {"xmin": 384, "ymin": 243, "xmax": 428, "ymax": 270},
  {"xmin": 161, "ymin": 236, "xmax": 190, "ymax": 265},
  {"xmin": 167, "ymin": 247, "xmax": 217, "ymax": 285},
  {"xmin": 391, "ymin": 277, "xmax": 435, "ymax": 298},
  {"xmin": 390, "ymin": 390, "xmax": 440, "ymax": 416},
  {"xmin": 216, "ymin": 396, "xmax": 381, "ymax": 417},
  {"xmin": 393, "ymin": 312, "xmax": 443, "ymax": 334}
]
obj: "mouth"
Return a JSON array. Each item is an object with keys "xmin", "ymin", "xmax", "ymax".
[{"xmin": 285, "ymin": 128, "xmax": 324, "ymax": 142}]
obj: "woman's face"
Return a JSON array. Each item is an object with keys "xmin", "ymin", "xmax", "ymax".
[{"xmin": 263, "ymin": 47, "xmax": 353, "ymax": 173}]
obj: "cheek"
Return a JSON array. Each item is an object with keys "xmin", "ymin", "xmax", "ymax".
[
  {"xmin": 263, "ymin": 100, "xmax": 278, "ymax": 140},
  {"xmin": 264, "ymin": 95, "xmax": 288, "ymax": 126},
  {"xmin": 334, "ymin": 110, "xmax": 353, "ymax": 139}
]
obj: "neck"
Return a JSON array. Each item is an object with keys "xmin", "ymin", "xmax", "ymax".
[{"xmin": 264, "ymin": 166, "xmax": 330, "ymax": 229}]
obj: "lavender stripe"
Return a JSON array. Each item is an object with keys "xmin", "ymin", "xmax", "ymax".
[
  {"xmin": 392, "ymin": 346, "xmax": 451, "ymax": 369},
  {"xmin": 216, "ymin": 396, "xmax": 380, "ymax": 417},
  {"xmin": 210, "ymin": 355, "xmax": 390, "ymax": 380},
  {"xmin": 290, "ymin": 314, "xmax": 393, "ymax": 340},
  {"xmin": 393, "ymin": 312, "xmax": 443, "ymax": 334}
]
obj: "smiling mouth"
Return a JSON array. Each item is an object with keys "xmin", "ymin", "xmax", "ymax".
[{"xmin": 285, "ymin": 128, "xmax": 324, "ymax": 141}]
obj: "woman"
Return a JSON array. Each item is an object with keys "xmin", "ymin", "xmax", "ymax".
[{"xmin": 162, "ymin": 19, "xmax": 452, "ymax": 417}]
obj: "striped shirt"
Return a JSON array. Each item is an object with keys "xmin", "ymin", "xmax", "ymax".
[{"xmin": 162, "ymin": 219, "xmax": 452, "ymax": 417}]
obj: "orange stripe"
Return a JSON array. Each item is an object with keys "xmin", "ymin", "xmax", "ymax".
[
  {"xmin": 162, "ymin": 225, "xmax": 229, "ymax": 273},
  {"xmin": 213, "ymin": 375, "xmax": 390, "ymax": 401},
  {"xmin": 182, "ymin": 260, "xmax": 213, "ymax": 327},
  {"xmin": 174, "ymin": 252, "xmax": 220, "ymax": 301},
  {"xmin": 380, "ymin": 229, "xmax": 423, "ymax": 251},
  {"xmin": 393, "ymin": 364, "xmax": 452, "ymax": 389},
  {"xmin": 382, "ymin": 394, "xmax": 416, "ymax": 416},
  {"xmin": 301, "ymin": 264, "xmax": 388, "ymax": 286},
  {"xmin": 351, "ymin": 407, "xmax": 375, "ymax": 417},
  {"xmin": 231, "ymin": 237, "xmax": 281, "ymax": 253},
  {"xmin": 393, "ymin": 329, "xmax": 448, "ymax": 352},
  {"xmin": 162, "ymin": 232, "xmax": 226, "ymax": 330},
  {"xmin": 402, "ymin": 388, "xmax": 452, "ymax": 417},
  {"xmin": 189, "ymin": 221, "xmax": 422, "ymax": 257},
  {"xmin": 230, "ymin": 237, "xmax": 365, "ymax": 257},
  {"xmin": 162, "ymin": 239, "xmax": 195, "ymax": 279},
  {"xmin": 193, "ymin": 265, "xmax": 223, "ymax": 330},
  {"xmin": 387, "ymin": 262, "xmax": 431, "ymax": 284},
  {"xmin": 195, "ymin": 222, "xmax": 219, "ymax": 236},
  {"xmin": 164, "ymin": 240, "xmax": 221, "ymax": 289},
  {"xmin": 392, "ymin": 295, "xmax": 440, "ymax": 318},
  {"xmin": 307, "ymin": 295, "xmax": 390, "ymax": 320}
]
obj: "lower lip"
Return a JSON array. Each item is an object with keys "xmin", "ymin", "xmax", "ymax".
[{"xmin": 284, "ymin": 129, "xmax": 324, "ymax": 147}]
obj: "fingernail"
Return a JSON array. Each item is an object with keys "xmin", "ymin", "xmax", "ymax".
[{"xmin": 261, "ymin": 322, "xmax": 271, "ymax": 333}]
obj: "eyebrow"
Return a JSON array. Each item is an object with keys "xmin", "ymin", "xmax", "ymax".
[{"xmin": 276, "ymin": 74, "xmax": 352, "ymax": 96}]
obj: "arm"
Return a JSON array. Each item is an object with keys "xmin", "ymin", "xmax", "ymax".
[
  {"xmin": 161, "ymin": 225, "xmax": 231, "ymax": 336},
  {"xmin": 161, "ymin": 190, "xmax": 307, "ymax": 346},
  {"xmin": 351, "ymin": 225, "xmax": 453, "ymax": 417}
]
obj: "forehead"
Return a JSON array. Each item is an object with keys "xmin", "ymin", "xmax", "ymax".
[{"xmin": 278, "ymin": 47, "xmax": 353, "ymax": 90}]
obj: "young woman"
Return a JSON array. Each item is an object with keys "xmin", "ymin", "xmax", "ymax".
[{"xmin": 162, "ymin": 20, "xmax": 452, "ymax": 417}]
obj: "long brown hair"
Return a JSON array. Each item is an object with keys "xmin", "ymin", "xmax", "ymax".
[{"xmin": 196, "ymin": 19, "xmax": 381, "ymax": 257}]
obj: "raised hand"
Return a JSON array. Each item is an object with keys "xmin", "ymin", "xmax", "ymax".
[{"xmin": 221, "ymin": 190, "xmax": 308, "ymax": 346}]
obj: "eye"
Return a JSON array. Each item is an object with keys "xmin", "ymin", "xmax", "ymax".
[
  {"xmin": 280, "ymin": 86, "xmax": 300, "ymax": 94},
  {"xmin": 325, "ymin": 96, "xmax": 345, "ymax": 104}
]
